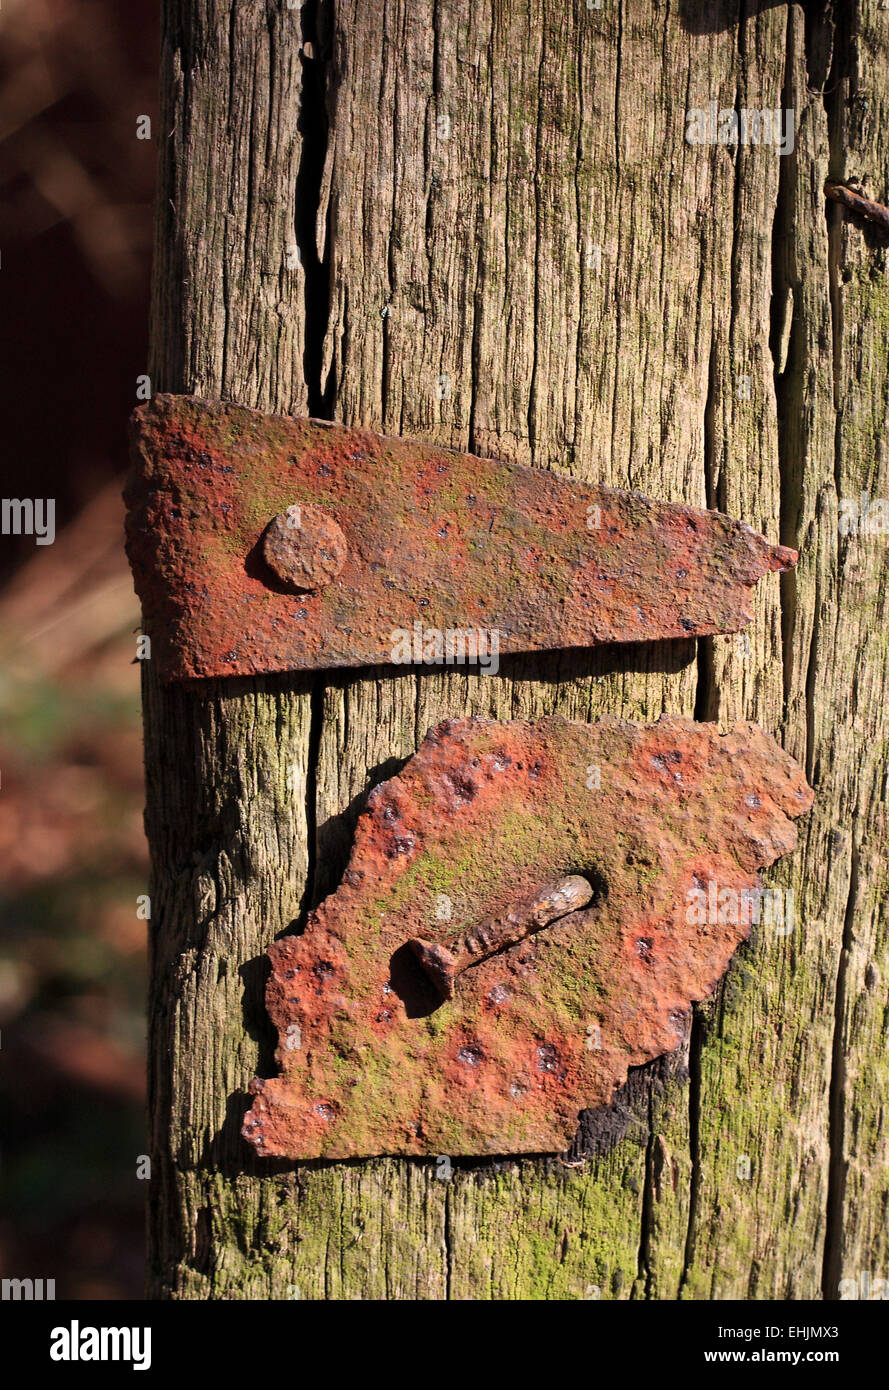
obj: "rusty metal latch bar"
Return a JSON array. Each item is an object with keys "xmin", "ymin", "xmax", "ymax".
[{"xmin": 125, "ymin": 395, "xmax": 796, "ymax": 681}]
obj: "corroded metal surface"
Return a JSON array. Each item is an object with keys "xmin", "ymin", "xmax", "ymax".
[
  {"xmin": 825, "ymin": 180, "xmax": 889, "ymax": 234},
  {"xmin": 408, "ymin": 874, "xmax": 594, "ymax": 999},
  {"xmin": 125, "ymin": 395, "xmax": 796, "ymax": 681},
  {"xmin": 243, "ymin": 715, "xmax": 813, "ymax": 1159},
  {"xmin": 261, "ymin": 504, "xmax": 348, "ymax": 592}
]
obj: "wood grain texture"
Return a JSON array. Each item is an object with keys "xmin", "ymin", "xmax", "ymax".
[{"xmin": 144, "ymin": 0, "xmax": 889, "ymax": 1298}]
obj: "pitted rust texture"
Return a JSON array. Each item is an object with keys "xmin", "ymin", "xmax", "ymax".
[
  {"xmin": 261, "ymin": 504, "xmax": 348, "ymax": 592},
  {"xmin": 242, "ymin": 715, "xmax": 813, "ymax": 1159},
  {"xmin": 125, "ymin": 395, "xmax": 796, "ymax": 681}
]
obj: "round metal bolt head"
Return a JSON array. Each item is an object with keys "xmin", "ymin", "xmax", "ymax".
[{"xmin": 262, "ymin": 504, "xmax": 347, "ymax": 592}]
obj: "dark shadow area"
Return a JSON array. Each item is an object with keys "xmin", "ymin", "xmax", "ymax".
[
  {"xmin": 197, "ymin": 1090, "xmax": 302, "ymax": 1181},
  {"xmin": 239, "ymin": 954, "xmax": 278, "ymax": 1081},
  {"xmin": 678, "ymin": 0, "xmax": 783, "ymax": 36},
  {"xmin": 388, "ymin": 942, "xmax": 445, "ymax": 1018},
  {"xmin": 571, "ymin": 1031, "xmax": 689, "ymax": 1160},
  {"xmin": 495, "ymin": 634, "xmax": 695, "ymax": 684},
  {"xmin": 243, "ymin": 530, "xmax": 311, "ymax": 596},
  {"xmin": 296, "ymin": 0, "xmax": 335, "ymax": 417},
  {"xmin": 177, "ymin": 630, "xmax": 696, "ymax": 694},
  {"xmin": 312, "ymin": 748, "xmax": 412, "ymax": 905},
  {"xmin": 208, "ymin": 1027, "xmax": 692, "ymax": 1179}
]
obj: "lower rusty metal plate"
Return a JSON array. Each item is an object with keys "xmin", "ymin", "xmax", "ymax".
[
  {"xmin": 242, "ymin": 714, "xmax": 813, "ymax": 1159},
  {"xmin": 125, "ymin": 395, "xmax": 796, "ymax": 681}
]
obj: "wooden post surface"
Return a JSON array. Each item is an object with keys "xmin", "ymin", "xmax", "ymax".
[{"xmin": 144, "ymin": 1, "xmax": 889, "ymax": 1299}]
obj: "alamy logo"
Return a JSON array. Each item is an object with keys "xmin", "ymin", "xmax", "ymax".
[
  {"xmin": 838, "ymin": 491, "xmax": 889, "ymax": 538},
  {"xmin": 50, "ymin": 1321, "xmax": 151, "ymax": 1371},
  {"xmin": 838, "ymin": 1271, "xmax": 889, "ymax": 1300},
  {"xmin": 685, "ymin": 102, "xmax": 795, "ymax": 155},
  {"xmin": 1, "ymin": 1276, "xmax": 55, "ymax": 1300},
  {"xmin": 1, "ymin": 498, "xmax": 55, "ymax": 546},
  {"xmin": 391, "ymin": 621, "xmax": 500, "ymax": 674},
  {"xmin": 685, "ymin": 878, "xmax": 794, "ymax": 936}
]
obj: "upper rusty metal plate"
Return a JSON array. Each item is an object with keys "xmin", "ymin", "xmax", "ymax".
[
  {"xmin": 125, "ymin": 395, "xmax": 796, "ymax": 681},
  {"xmin": 242, "ymin": 714, "xmax": 813, "ymax": 1159}
]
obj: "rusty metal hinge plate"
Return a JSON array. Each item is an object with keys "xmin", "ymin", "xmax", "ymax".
[
  {"xmin": 125, "ymin": 395, "xmax": 795, "ymax": 681},
  {"xmin": 242, "ymin": 714, "xmax": 812, "ymax": 1159}
]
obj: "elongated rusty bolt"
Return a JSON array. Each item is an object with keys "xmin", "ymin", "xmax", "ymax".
[
  {"xmin": 824, "ymin": 181, "xmax": 889, "ymax": 235},
  {"xmin": 407, "ymin": 874, "xmax": 595, "ymax": 999}
]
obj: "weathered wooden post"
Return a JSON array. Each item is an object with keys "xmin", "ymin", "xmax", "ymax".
[{"xmin": 139, "ymin": 1, "xmax": 888, "ymax": 1298}]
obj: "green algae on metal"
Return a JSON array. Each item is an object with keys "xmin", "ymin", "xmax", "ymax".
[
  {"xmin": 242, "ymin": 714, "xmax": 813, "ymax": 1158},
  {"xmin": 125, "ymin": 394, "xmax": 797, "ymax": 681}
]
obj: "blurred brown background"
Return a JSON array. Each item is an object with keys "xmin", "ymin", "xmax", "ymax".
[{"xmin": 0, "ymin": 0, "xmax": 157, "ymax": 1298}]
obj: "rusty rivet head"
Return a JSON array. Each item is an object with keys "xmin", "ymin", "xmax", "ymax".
[{"xmin": 262, "ymin": 504, "xmax": 347, "ymax": 593}]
